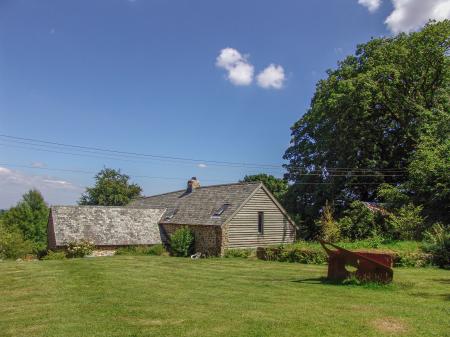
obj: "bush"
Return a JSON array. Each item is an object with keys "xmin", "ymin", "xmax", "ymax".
[
  {"xmin": 170, "ymin": 227, "xmax": 195, "ymax": 257},
  {"xmin": 65, "ymin": 240, "xmax": 94, "ymax": 258},
  {"xmin": 147, "ymin": 244, "xmax": 166, "ymax": 256},
  {"xmin": 386, "ymin": 204, "xmax": 424, "ymax": 240},
  {"xmin": 257, "ymin": 244, "xmax": 327, "ymax": 264},
  {"xmin": 337, "ymin": 201, "xmax": 386, "ymax": 240},
  {"xmin": 392, "ymin": 251, "xmax": 432, "ymax": 267},
  {"xmin": 42, "ymin": 251, "xmax": 66, "ymax": 260},
  {"xmin": 115, "ymin": 244, "xmax": 167, "ymax": 256},
  {"xmin": 0, "ymin": 223, "xmax": 34, "ymax": 259},
  {"xmin": 316, "ymin": 201, "xmax": 340, "ymax": 242},
  {"xmin": 224, "ymin": 248, "xmax": 253, "ymax": 258},
  {"xmin": 422, "ymin": 223, "xmax": 450, "ymax": 268}
]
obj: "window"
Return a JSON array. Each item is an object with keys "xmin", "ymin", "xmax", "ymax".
[
  {"xmin": 165, "ymin": 208, "xmax": 178, "ymax": 220},
  {"xmin": 212, "ymin": 203, "xmax": 231, "ymax": 217},
  {"xmin": 258, "ymin": 211, "xmax": 264, "ymax": 234}
]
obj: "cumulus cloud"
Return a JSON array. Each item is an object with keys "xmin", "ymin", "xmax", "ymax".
[
  {"xmin": 197, "ymin": 163, "xmax": 207, "ymax": 168},
  {"xmin": 385, "ymin": 0, "xmax": 450, "ymax": 33},
  {"xmin": 358, "ymin": 0, "xmax": 381, "ymax": 12},
  {"xmin": 216, "ymin": 48, "xmax": 254, "ymax": 86},
  {"xmin": 256, "ymin": 64, "xmax": 286, "ymax": 89},
  {"xmin": 0, "ymin": 166, "xmax": 82, "ymax": 208}
]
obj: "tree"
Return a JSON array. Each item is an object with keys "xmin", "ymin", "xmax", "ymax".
[
  {"xmin": 1, "ymin": 189, "xmax": 49, "ymax": 251},
  {"xmin": 283, "ymin": 21, "xmax": 450, "ymax": 229},
  {"xmin": 79, "ymin": 168, "xmax": 142, "ymax": 206},
  {"xmin": 241, "ymin": 174, "xmax": 288, "ymax": 202}
]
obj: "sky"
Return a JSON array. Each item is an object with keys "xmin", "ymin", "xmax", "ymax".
[{"xmin": 0, "ymin": 0, "xmax": 449, "ymax": 208}]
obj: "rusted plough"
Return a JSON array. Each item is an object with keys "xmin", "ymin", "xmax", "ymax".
[{"xmin": 319, "ymin": 241, "xmax": 394, "ymax": 283}]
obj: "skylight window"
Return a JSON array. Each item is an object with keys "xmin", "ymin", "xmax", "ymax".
[
  {"xmin": 165, "ymin": 208, "xmax": 178, "ymax": 220},
  {"xmin": 212, "ymin": 203, "xmax": 231, "ymax": 217}
]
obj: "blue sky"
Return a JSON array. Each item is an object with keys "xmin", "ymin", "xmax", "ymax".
[{"xmin": 0, "ymin": 0, "xmax": 448, "ymax": 207}]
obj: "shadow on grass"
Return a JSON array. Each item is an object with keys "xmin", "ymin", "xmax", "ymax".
[{"xmin": 292, "ymin": 277, "xmax": 414, "ymax": 290}]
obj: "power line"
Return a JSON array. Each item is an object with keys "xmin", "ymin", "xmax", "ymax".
[{"xmin": 0, "ymin": 134, "xmax": 408, "ymax": 173}]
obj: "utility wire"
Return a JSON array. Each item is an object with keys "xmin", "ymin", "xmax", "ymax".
[{"xmin": 0, "ymin": 134, "xmax": 407, "ymax": 173}]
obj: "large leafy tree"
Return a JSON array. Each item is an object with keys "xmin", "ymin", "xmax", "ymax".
[
  {"xmin": 241, "ymin": 174, "xmax": 288, "ymax": 202},
  {"xmin": 283, "ymin": 21, "xmax": 450, "ymax": 234},
  {"xmin": 1, "ymin": 189, "xmax": 49, "ymax": 251},
  {"xmin": 79, "ymin": 168, "xmax": 142, "ymax": 206}
]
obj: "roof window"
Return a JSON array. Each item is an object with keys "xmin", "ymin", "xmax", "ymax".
[
  {"xmin": 165, "ymin": 208, "xmax": 178, "ymax": 220},
  {"xmin": 212, "ymin": 203, "xmax": 231, "ymax": 217}
]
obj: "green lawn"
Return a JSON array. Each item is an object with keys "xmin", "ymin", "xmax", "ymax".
[{"xmin": 0, "ymin": 257, "xmax": 449, "ymax": 337}]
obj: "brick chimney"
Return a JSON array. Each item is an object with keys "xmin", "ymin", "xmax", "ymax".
[{"xmin": 186, "ymin": 177, "xmax": 200, "ymax": 193}]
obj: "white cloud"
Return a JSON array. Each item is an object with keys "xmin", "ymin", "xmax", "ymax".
[
  {"xmin": 197, "ymin": 163, "xmax": 207, "ymax": 168},
  {"xmin": 216, "ymin": 48, "xmax": 254, "ymax": 86},
  {"xmin": 358, "ymin": 0, "xmax": 382, "ymax": 12},
  {"xmin": 385, "ymin": 0, "xmax": 450, "ymax": 33},
  {"xmin": 256, "ymin": 64, "xmax": 286, "ymax": 89},
  {"xmin": 0, "ymin": 166, "xmax": 82, "ymax": 208}
]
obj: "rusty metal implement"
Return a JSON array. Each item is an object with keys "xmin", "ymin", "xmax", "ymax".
[{"xmin": 319, "ymin": 241, "xmax": 394, "ymax": 283}]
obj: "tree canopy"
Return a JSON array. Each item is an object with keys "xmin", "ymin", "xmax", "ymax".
[
  {"xmin": 283, "ymin": 21, "xmax": 450, "ymax": 235},
  {"xmin": 241, "ymin": 174, "xmax": 288, "ymax": 202},
  {"xmin": 79, "ymin": 168, "xmax": 142, "ymax": 206},
  {"xmin": 1, "ymin": 189, "xmax": 49, "ymax": 251}
]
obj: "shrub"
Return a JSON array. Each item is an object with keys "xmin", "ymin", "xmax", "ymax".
[
  {"xmin": 170, "ymin": 227, "xmax": 195, "ymax": 257},
  {"xmin": 42, "ymin": 251, "xmax": 66, "ymax": 260},
  {"xmin": 224, "ymin": 248, "xmax": 252, "ymax": 258},
  {"xmin": 316, "ymin": 201, "xmax": 340, "ymax": 242},
  {"xmin": 386, "ymin": 204, "xmax": 424, "ymax": 240},
  {"xmin": 65, "ymin": 240, "xmax": 94, "ymax": 258},
  {"xmin": 115, "ymin": 244, "xmax": 167, "ymax": 256},
  {"xmin": 257, "ymin": 244, "xmax": 327, "ymax": 264},
  {"xmin": 0, "ymin": 223, "xmax": 34, "ymax": 259},
  {"xmin": 392, "ymin": 251, "xmax": 432, "ymax": 267},
  {"xmin": 422, "ymin": 223, "xmax": 450, "ymax": 268},
  {"xmin": 147, "ymin": 244, "xmax": 166, "ymax": 256},
  {"xmin": 337, "ymin": 201, "xmax": 386, "ymax": 240}
]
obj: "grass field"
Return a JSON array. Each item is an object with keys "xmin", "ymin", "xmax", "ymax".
[{"xmin": 0, "ymin": 256, "xmax": 449, "ymax": 337}]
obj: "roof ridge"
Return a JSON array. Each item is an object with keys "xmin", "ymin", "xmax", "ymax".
[
  {"xmin": 136, "ymin": 181, "xmax": 262, "ymax": 200},
  {"xmin": 50, "ymin": 205, "xmax": 166, "ymax": 209}
]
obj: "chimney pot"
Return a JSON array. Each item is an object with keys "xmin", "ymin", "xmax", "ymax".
[{"xmin": 187, "ymin": 177, "xmax": 200, "ymax": 193}]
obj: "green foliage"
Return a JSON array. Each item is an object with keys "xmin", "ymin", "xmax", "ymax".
[
  {"xmin": 169, "ymin": 227, "xmax": 195, "ymax": 257},
  {"xmin": 386, "ymin": 204, "xmax": 424, "ymax": 240},
  {"xmin": 79, "ymin": 168, "xmax": 142, "ymax": 206},
  {"xmin": 65, "ymin": 240, "xmax": 94, "ymax": 258},
  {"xmin": 283, "ymin": 21, "xmax": 450, "ymax": 229},
  {"xmin": 115, "ymin": 244, "xmax": 166, "ymax": 256},
  {"xmin": 315, "ymin": 201, "xmax": 340, "ymax": 242},
  {"xmin": 422, "ymin": 223, "xmax": 450, "ymax": 268},
  {"xmin": 42, "ymin": 251, "xmax": 66, "ymax": 260},
  {"xmin": 258, "ymin": 244, "xmax": 328, "ymax": 264},
  {"xmin": 224, "ymin": 248, "xmax": 253, "ymax": 258},
  {"xmin": 241, "ymin": 174, "xmax": 288, "ymax": 202},
  {"xmin": 337, "ymin": 201, "xmax": 385, "ymax": 240},
  {"xmin": 391, "ymin": 251, "xmax": 431, "ymax": 268},
  {"xmin": 1, "ymin": 189, "xmax": 49, "ymax": 251},
  {"xmin": 0, "ymin": 222, "xmax": 34, "ymax": 259},
  {"xmin": 407, "ymin": 136, "xmax": 450, "ymax": 223},
  {"xmin": 377, "ymin": 184, "xmax": 409, "ymax": 210}
]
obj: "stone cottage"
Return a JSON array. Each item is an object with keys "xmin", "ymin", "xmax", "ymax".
[{"xmin": 48, "ymin": 178, "xmax": 296, "ymax": 255}]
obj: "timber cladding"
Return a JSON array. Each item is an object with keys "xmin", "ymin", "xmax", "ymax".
[{"xmin": 224, "ymin": 188, "xmax": 296, "ymax": 249}]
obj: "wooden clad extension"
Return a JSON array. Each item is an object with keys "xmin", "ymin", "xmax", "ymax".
[{"xmin": 224, "ymin": 186, "xmax": 296, "ymax": 248}]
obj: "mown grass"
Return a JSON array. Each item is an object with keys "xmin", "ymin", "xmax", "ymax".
[{"xmin": 0, "ymin": 256, "xmax": 449, "ymax": 337}]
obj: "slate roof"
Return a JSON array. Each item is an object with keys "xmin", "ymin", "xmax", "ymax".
[
  {"xmin": 129, "ymin": 182, "xmax": 262, "ymax": 226},
  {"xmin": 49, "ymin": 206, "xmax": 166, "ymax": 246}
]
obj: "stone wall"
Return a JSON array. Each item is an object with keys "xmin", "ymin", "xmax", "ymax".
[{"xmin": 159, "ymin": 224, "xmax": 223, "ymax": 256}]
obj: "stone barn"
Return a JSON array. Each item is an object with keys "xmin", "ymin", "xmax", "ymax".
[
  {"xmin": 48, "ymin": 178, "xmax": 296, "ymax": 256},
  {"xmin": 130, "ymin": 178, "xmax": 296, "ymax": 256}
]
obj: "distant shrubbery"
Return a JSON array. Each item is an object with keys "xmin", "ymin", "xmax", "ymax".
[
  {"xmin": 115, "ymin": 244, "xmax": 166, "ymax": 256},
  {"xmin": 0, "ymin": 222, "xmax": 34, "ymax": 259},
  {"xmin": 170, "ymin": 227, "xmax": 195, "ymax": 257},
  {"xmin": 422, "ymin": 223, "xmax": 450, "ymax": 269},
  {"xmin": 65, "ymin": 240, "xmax": 94, "ymax": 258},
  {"xmin": 257, "ymin": 244, "xmax": 327, "ymax": 264},
  {"xmin": 224, "ymin": 248, "xmax": 253, "ymax": 258},
  {"xmin": 42, "ymin": 251, "xmax": 67, "ymax": 260}
]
